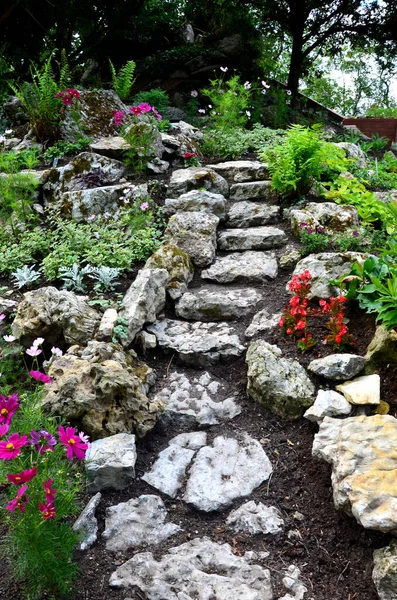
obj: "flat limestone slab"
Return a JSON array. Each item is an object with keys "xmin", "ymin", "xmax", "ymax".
[
  {"xmin": 336, "ymin": 374, "xmax": 380, "ymax": 405},
  {"xmin": 218, "ymin": 227, "xmax": 287, "ymax": 251},
  {"xmin": 201, "ymin": 251, "xmax": 278, "ymax": 283},
  {"xmin": 229, "ymin": 180, "xmax": 277, "ymax": 201},
  {"xmin": 227, "ymin": 201, "xmax": 280, "ymax": 228},
  {"xmin": 208, "ymin": 160, "xmax": 270, "ymax": 182},
  {"xmin": 175, "ymin": 287, "xmax": 263, "ymax": 321}
]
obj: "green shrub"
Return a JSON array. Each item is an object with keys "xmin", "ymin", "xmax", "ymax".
[
  {"xmin": 366, "ymin": 106, "xmax": 397, "ymax": 118},
  {"xmin": 202, "ymin": 74, "xmax": 251, "ymax": 131},
  {"xmin": 200, "ymin": 124, "xmax": 285, "ymax": 159},
  {"xmin": 109, "ymin": 59, "xmax": 136, "ymax": 101},
  {"xmin": 43, "ymin": 137, "xmax": 92, "ymax": 164},
  {"xmin": 133, "ymin": 89, "xmax": 170, "ymax": 114},
  {"xmin": 0, "ymin": 171, "xmax": 40, "ymax": 224}
]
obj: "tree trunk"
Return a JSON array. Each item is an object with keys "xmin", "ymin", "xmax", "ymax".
[{"xmin": 287, "ymin": 27, "xmax": 304, "ymax": 108}]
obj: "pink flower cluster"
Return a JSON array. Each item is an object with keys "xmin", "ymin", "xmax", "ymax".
[
  {"xmin": 55, "ymin": 88, "xmax": 80, "ymax": 106},
  {"xmin": 113, "ymin": 103, "xmax": 162, "ymax": 125},
  {"xmin": 0, "ymin": 395, "xmax": 89, "ymax": 520}
]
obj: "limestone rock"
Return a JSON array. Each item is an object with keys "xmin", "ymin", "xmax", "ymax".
[
  {"xmin": 73, "ymin": 492, "xmax": 102, "ymax": 550},
  {"xmin": 103, "ymin": 495, "xmax": 181, "ymax": 552},
  {"xmin": 202, "ymin": 251, "xmax": 278, "ymax": 283},
  {"xmin": 175, "ymin": 287, "xmax": 262, "ymax": 321},
  {"xmin": 152, "ymin": 370, "xmax": 240, "ymax": 426},
  {"xmin": 307, "ymin": 354, "xmax": 366, "ymax": 380},
  {"xmin": 245, "ymin": 309, "xmax": 282, "ymax": 338},
  {"xmin": 290, "ymin": 202, "xmax": 359, "ymax": 235},
  {"xmin": 335, "ymin": 142, "xmax": 366, "ymax": 168},
  {"xmin": 226, "ymin": 501, "xmax": 284, "ymax": 535},
  {"xmin": 208, "ymin": 160, "xmax": 270, "ymax": 183},
  {"xmin": 304, "ymin": 390, "xmax": 352, "ymax": 423},
  {"xmin": 218, "ymin": 226, "xmax": 287, "ymax": 251},
  {"xmin": 97, "ymin": 308, "xmax": 118, "ymax": 341},
  {"xmin": 60, "ymin": 183, "xmax": 131, "ymax": 221},
  {"xmin": 290, "ymin": 252, "xmax": 369, "ymax": 299},
  {"xmin": 183, "ymin": 434, "xmax": 273, "ymax": 512},
  {"xmin": 227, "ymin": 201, "xmax": 280, "ymax": 228},
  {"xmin": 0, "ymin": 298, "xmax": 18, "ymax": 336},
  {"xmin": 365, "ymin": 326, "xmax": 397, "ymax": 373},
  {"xmin": 229, "ymin": 180, "xmax": 278, "ymax": 202},
  {"xmin": 336, "ymin": 374, "xmax": 380, "ymax": 405},
  {"xmin": 147, "ymin": 157, "xmax": 169, "ymax": 173},
  {"xmin": 89, "ymin": 136, "xmax": 129, "ymax": 160},
  {"xmin": 144, "ymin": 243, "xmax": 194, "ymax": 300},
  {"xmin": 164, "ymin": 211, "xmax": 219, "ymax": 268},
  {"xmin": 109, "ymin": 537, "xmax": 273, "ymax": 599},
  {"xmin": 135, "ymin": 330, "xmax": 157, "ymax": 351},
  {"xmin": 279, "ymin": 247, "xmax": 301, "ymax": 269},
  {"xmin": 165, "ymin": 190, "xmax": 226, "ymax": 220},
  {"xmin": 147, "ymin": 318, "xmax": 245, "ymax": 366},
  {"xmin": 279, "ymin": 565, "xmax": 308, "ymax": 600},
  {"xmin": 11, "ymin": 286, "xmax": 100, "ymax": 346},
  {"xmin": 120, "ymin": 268, "xmax": 168, "ymax": 345},
  {"xmin": 167, "ymin": 167, "xmax": 229, "ymax": 197},
  {"xmin": 312, "ymin": 415, "xmax": 397, "ymax": 532},
  {"xmin": 85, "ymin": 433, "xmax": 137, "ymax": 493},
  {"xmin": 42, "ymin": 341, "xmax": 161, "ymax": 439},
  {"xmin": 246, "ymin": 341, "xmax": 315, "ymax": 420},
  {"xmin": 373, "ymin": 542, "xmax": 397, "ymax": 600}
]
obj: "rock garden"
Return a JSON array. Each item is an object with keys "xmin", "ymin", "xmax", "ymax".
[{"xmin": 2, "ymin": 59, "xmax": 397, "ymax": 600}]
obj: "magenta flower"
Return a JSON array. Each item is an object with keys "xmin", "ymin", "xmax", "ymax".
[
  {"xmin": 6, "ymin": 485, "xmax": 29, "ymax": 513},
  {"xmin": 0, "ymin": 313, "xmax": 6, "ymax": 321},
  {"xmin": 7, "ymin": 467, "xmax": 37, "ymax": 486},
  {"xmin": 140, "ymin": 202, "xmax": 149, "ymax": 211},
  {"xmin": 130, "ymin": 106, "xmax": 143, "ymax": 115},
  {"xmin": 0, "ymin": 394, "xmax": 19, "ymax": 426},
  {"xmin": 55, "ymin": 92, "xmax": 63, "ymax": 98},
  {"xmin": 137, "ymin": 102, "xmax": 152, "ymax": 113},
  {"xmin": 152, "ymin": 108, "xmax": 162, "ymax": 120},
  {"xmin": 62, "ymin": 95, "xmax": 73, "ymax": 106},
  {"xmin": 113, "ymin": 110, "xmax": 125, "ymax": 126},
  {"xmin": 43, "ymin": 478, "xmax": 56, "ymax": 503},
  {"xmin": 0, "ymin": 433, "xmax": 28, "ymax": 460},
  {"xmin": 65, "ymin": 88, "xmax": 80, "ymax": 98},
  {"xmin": 29, "ymin": 430, "xmax": 57, "ymax": 454},
  {"xmin": 26, "ymin": 347, "xmax": 42, "ymax": 357},
  {"xmin": 30, "ymin": 370, "xmax": 53, "ymax": 384},
  {"xmin": 0, "ymin": 424, "xmax": 9, "ymax": 437},
  {"xmin": 58, "ymin": 426, "xmax": 89, "ymax": 460},
  {"xmin": 353, "ymin": 231, "xmax": 359, "ymax": 237},
  {"xmin": 38, "ymin": 501, "xmax": 56, "ymax": 520}
]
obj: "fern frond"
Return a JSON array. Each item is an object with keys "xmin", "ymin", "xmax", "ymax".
[
  {"xmin": 59, "ymin": 48, "xmax": 72, "ymax": 89},
  {"xmin": 109, "ymin": 59, "xmax": 136, "ymax": 101}
]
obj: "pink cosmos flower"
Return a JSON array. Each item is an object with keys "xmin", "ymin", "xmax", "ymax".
[
  {"xmin": 51, "ymin": 347, "xmax": 63, "ymax": 357},
  {"xmin": 38, "ymin": 501, "xmax": 56, "ymax": 520},
  {"xmin": 32, "ymin": 337, "xmax": 45, "ymax": 347},
  {"xmin": 0, "ymin": 394, "xmax": 19, "ymax": 426},
  {"xmin": 29, "ymin": 429, "xmax": 57, "ymax": 454},
  {"xmin": 130, "ymin": 106, "xmax": 143, "ymax": 115},
  {"xmin": 191, "ymin": 90, "xmax": 198, "ymax": 97},
  {"xmin": 58, "ymin": 426, "xmax": 89, "ymax": 460},
  {"xmin": 43, "ymin": 478, "xmax": 56, "ymax": 503},
  {"xmin": 198, "ymin": 109, "xmax": 206, "ymax": 114},
  {"xmin": 0, "ymin": 313, "xmax": 6, "ymax": 321},
  {"xmin": 261, "ymin": 80, "xmax": 270, "ymax": 89},
  {"xmin": 113, "ymin": 110, "xmax": 125, "ymax": 126},
  {"xmin": 0, "ymin": 433, "xmax": 28, "ymax": 460},
  {"xmin": 0, "ymin": 424, "xmax": 9, "ymax": 437},
  {"xmin": 30, "ymin": 370, "xmax": 53, "ymax": 384},
  {"xmin": 87, "ymin": 214, "xmax": 96, "ymax": 221},
  {"xmin": 62, "ymin": 95, "xmax": 73, "ymax": 106},
  {"xmin": 7, "ymin": 467, "xmax": 38, "ymax": 486},
  {"xmin": 26, "ymin": 347, "xmax": 42, "ymax": 357},
  {"xmin": 3, "ymin": 335, "xmax": 15, "ymax": 342},
  {"xmin": 137, "ymin": 102, "xmax": 152, "ymax": 113},
  {"xmin": 6, "ymin": 485, "xmax": 29, "ymax": 513},
  {"xmin": 140, "ymin": 202, "xmax": 149, "ymax": 211},
  {"xmin": 220, "ymin": 66, "xmax": 228, "ymax": 72},
  {"xmin": 65, "ymin": 88, "xmax": 80, "ymax": 98}
]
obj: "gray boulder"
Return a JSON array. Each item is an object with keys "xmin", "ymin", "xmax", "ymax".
[
  {"xmin": 167, "ymin": 167, "xmax": 229, "ymax": 197},
  {"xmin": 246, "ymin": 341, "xmax": 315, "ymax": 420},
  {"xmin": 307, "ymin": 354, "xmax": 366, "ymax": 380},
  {"xmin": 85, "ymin": 433, "xmax": 137, "ymax": 493},
  {"xmin": 218, "ymin": 226, "xmax": 287, "ymax": 251},
  {"xmin": 290, "ymin": 201, "xmax": 359, "ymax": 235},
  {"xmin": 208, "ymin": 160, "xmax": 270, "ymax": 183},
  {"xmin": 164, "ymin": 212, "xmax": 219, "ymax": 268},
  {"xmin": 227, "ymin": 201, "xmax": 280, "ymax": 228},
  {"xmin": 60, "ymin": 183, "xmax": 131, "ymax": 221},
  {"xmin": 144, "ymin": 243, "xmax": 194, "ymax": 300},
  {"xmin": 165, "ymin": 190, "xmax": 226, "ymax": 220},
  {"xmin": 175, "ymin": 287, "xmax": 262, "ymax": 321},
  {"xmin": 73, "ymin": 492, "xmax": 102, "ymax": 550},
  {"xmin": 226, "ymin": 501, "xmax": 284, "ymax": 535},
  {"xmin": 202, "ymin": 251, "xmax": 278, "ymax": 283},
  {"xmin": 335, "ymin": 142, "xmax": 366, "ymax": 168},
  {"xmin": 373, "ymin": 542, "xmax": 397, "ymax": 600},
  {"xmin": 229, "ymin": 181, "xmax": 278, "ymax": 202},
  {"xmin": 89, "ymin": 136, "xmax": 129, "ymax": 160},
  {"xmin": 245, "ymin": 309, "xmax": 282, "ymax": 338},
  {"xmin": 304, "ymin": 390, "xmax": 352, "ymax": 423}
]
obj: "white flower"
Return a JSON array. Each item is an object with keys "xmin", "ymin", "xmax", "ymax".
[
  {"xmin": 33, "ymin": 337, "xmax": 45, "ymax": 347},
  {"xmin": 261, "ymin": 89, "xmax": 267, "ymax": 95},
  {"xmin": 87, "ymin": 214, "xmax": 96, "ymax": 221},
  {"xmin": 286, "ymin": 89, "xmax": 292, "ymax": 96},
  {"xmin": 94, "ymin": 232, "xmax": 100, "ymax": 239},
  {"xmin": 3, "ymin": 335, "xmax": 15, "ymax": 342},
  {"xmin": 0, "ymin": 136, "xmax": 6, "ymax": 144},
  {"xmin": 261, "ymin": 80, "xmax": 270, "ymax": 89},
  {"xmin": 208, "ymin": 104, "xmax": 212, "ymax": 108},
  {"xmin": 244, "ymin": 81, "xmax": 251, "ymax": 90},
  {"xmin": 191, "ymin": 90, "xmax": 198, "ymax": 97},
  {"xmin": 51, "ymin": 347, "xmax": 63, "ymax": 357},
  {"xmin": 5, "ymin": 129, "xmax": 13, "ymax": 135},
  {"xmin": 246, "ymin": 110, "xmax": 251, "ymax": 118},
  {"xmin": 220, "ymin": 66, "xmax": 228, "ymax": 72}
]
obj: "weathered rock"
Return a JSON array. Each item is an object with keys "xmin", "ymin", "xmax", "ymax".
[
  {"xmin": 202, "ymin": 251, "xmax": 278, "ymax": 283},
  {"xmin": 373, "ymin": 542, "xmax": 397, "ymax": 600},
  {"xmin": 85, "ymin": 433, "xmax": 137, "ymax": 493},
  {"xmin": 142, "ymin": 432, "xmax": 207, "ymax": 498},
  {"xmin": 336, "ymin": 374, "xmax": 380, "ymax": 405},
  {"xmin": 103, "ymin": 495, "xmax": 181, "ymax": 552},
  {"xmin": 165, "ymin": 190, "xmax": 226, "ymax": 220},
  {"xmin": 307, "ymin": 354, "xmax": 366, "ymax": 380},
  {"xmin": 119, "ymin": 268, "xmax": 168, "ymax": 345},
  {"xmin": 165, "ymin": 211, "xmax": 219, "ymax": 268},
  {"xmin": 226, "ymin": 501, "xmax": 284, "ymax": 535},
  {"xmin": 290, "ymin": 202, "xmax": 359, "ymax": 235},
  {"xmin": 375, "ymin": 190, "xmax": 397, "ymax": 204},
  {"xmin": 42, "ymin": 341, "xmax": 161, "ymax": 439},
  {"xmin": 152, "ymin": 370, "xmax": 240, "ymax": 426},
  {"xmin": 0, "ymin": 298, "xmax": 18, "ymax": 336},
  {"xmin": 144, "ymin": 243, "xmax": 194, "ymax": 300},
  {"xmin": 227, "ymin": 201, "xmax": 280, "ymax": 228},
  {"xmin": 313, "ymin": 415, "xmax": 397, "ymax": 532},
  {"xmin": 279, "ymin": 565, "xmax": 308, "ymax": 600},
  {"xmin": 335, "ymin": 142, "xmax": 366, "ymax": 168},
  {"xmin": 175, "ymin": 287, "xmax": 262, "ymax": 321},
  {"xmin": 135, "ymin": 330, "xmax": 157, "ymax": 351},
  {"xmin": 246, "ymin": 341, "xmax": 315, "ymax": 420},
  {"xmin": 229, "ymin": 180, "xmax": 278, "ymax": 202},
  {"xmin": 304, "ymin": 390, "xmax": 352, "ymax": 423},
  {"xmin": 208, "ymin": 160, "xmax": 270, "ymax": 183},
  {"xmin": 11, "ymin": 286, "xmax": 100, "ymax": 346},
  {"xmin": 167, "ymin": 167, "xmax": 229, "ymax": 197},
  {"xmin": 290, "ymin": 252, "xmax": 369, "ymax": 299},
  {"xmin": 365, "ymin": 326, "xmax": 397, "ymax": 374},
  {"xmin": 73, "ymin": 492, "xmax": 102, "ymax": 550},
  {"xmin": 279, "ymin": 247, "xmax": 301, "ymax": 269},
  {"xmin": 184, "ymin": 434, "xmax": 273, "ymax": 512},
  {"xmin": 147, "ymin": 318, "xmax": 245, "ymax": 366},
  {"xmin": 245, "ymin": 309, "xmax": 282, "ymax": 338},
  {"xmin": 147, "ymin": 157, "xmax": 169, "ymax": 173},
  {"xmin": 109, "ymin": 537, "xmax": 273, "ymax": 599},
  {"xmin": 97, "ymin": 308, "xmax": 118, "ymax": 341},
  {"xmin": 89, "ymin": 136, "xmax": 130, "ymax": 160},
  {"xmin": 174, "ymin": 120, "xmax": 204, "ymax": 141},
  {"xmin": 61, "ymin": 183, "xmax": 132, "ymax": 221},
  {"xmin": 218, "ymin": 227, "xmax": 287, "ymax": 251}
]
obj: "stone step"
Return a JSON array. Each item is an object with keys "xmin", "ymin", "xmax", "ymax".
[
  {"xmin": 218, "ymin": 226, "xmax": 287, "ymax": 251},
  {"xmin": 227, "ymin": 201, "xmax": 280, "ymax": 228},
  {"xmin": 146, "ymin": 318, "xmax": 245, "ymax": 367},
  {"xmin": 201, "ymin": 251, "xmax": 278, "ymax": 283},
  {"xmin": 229, "ymin": 181, "xmax": 278, "ymax": 202},
  {"xmin": 175, "ymin": 286, "xmax": 263, "ymax": 321},
  {"xmin": 207, "ymin": 160, "xmax": 269, "ymax": 183}
]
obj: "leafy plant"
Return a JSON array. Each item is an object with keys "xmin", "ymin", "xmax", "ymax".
[
  {"xmin": 89, "ymin": 266, "xmax": 122, "ymax": 291},
  {"xmin": 366, "ymin": 106, "xmax": 397, "ymax": 118},
  {"xmin": 43, "ymin": 137, "xmax": 91, "ymax": 164},
  {"xmin": 109, "ymin": 59, "xmax": 136, "ymax": 101},
  {"xmin": 133, "ymin": 89, "xmax": 170, "ymax": 114},
  {"xmin": 202, "ymin": 74, "xmax": 251, "ymax": 131},
  {"xmin": 11, "ymin": 265, "xmax": 41, "ymax": 289},
  {"xmin": 112, "ymin": 317, "xmax": 129, "ymax": 344},
  {"xmin": 59, "ymin": 263, "xmax": 93, "ymax": 292},
  {"xmin": 359, "ymin": 133, "xmax": 389, "ymax": 153},
  {"xmin": 201, "ymin": 124, "xmax": 285, "ymax": 159},
  {"xmin": 299, "ymin": 224, "xmax": 330, "ymax": 255}
]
